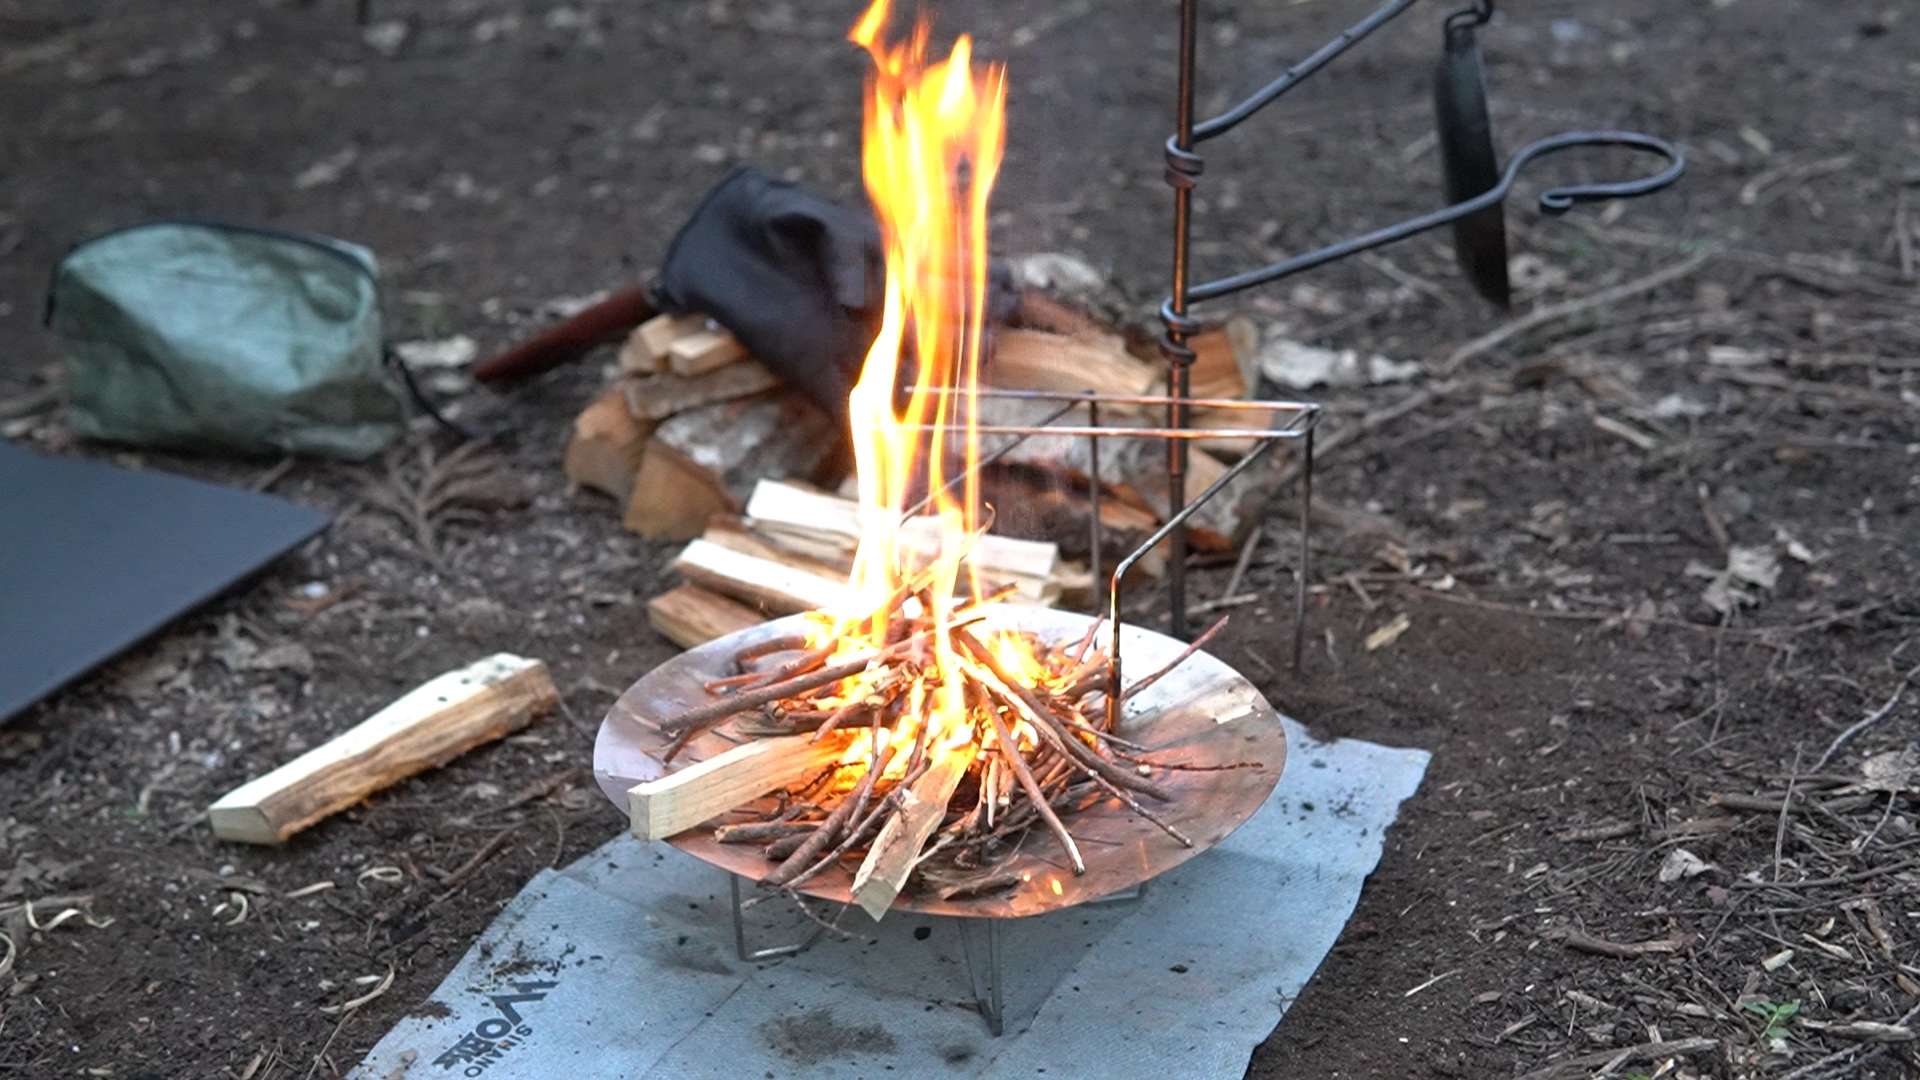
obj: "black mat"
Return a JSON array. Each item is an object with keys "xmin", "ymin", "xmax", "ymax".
[{"xmin": 0, "ymin": 442, "xmax": 330, "ymax": 723}]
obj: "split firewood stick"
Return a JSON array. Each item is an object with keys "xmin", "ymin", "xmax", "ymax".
[
  {"xmin": 627, "ymin": 731, "xmax": 860, "ymax": 841},
  {"xmin": 851, "ymin": 744, "xmax": 978, "ymax": 919},
  {"xmin": 208, "ymin": 654, "xmax": 557, "ymax": 844},
  {"xmin": 982, "ymin": 706, "xmax": 1085, "ymax": 875},
  {"xmin": 1121, "ymin": 615, "xmax": 1229, "ymax": 700},
  {"xmin": 763, "ymin": 741, "xmax": 896, "ymax": 887}
]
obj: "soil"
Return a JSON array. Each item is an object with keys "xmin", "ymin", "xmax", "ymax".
[{"xmin": 2, "ymin": 1, "xmax": 1917, "ymax": 1078}]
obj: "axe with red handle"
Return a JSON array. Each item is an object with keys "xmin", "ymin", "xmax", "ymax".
[{"xmin": 470, "ymin": 284, "xmax": 656, "ymax": 387}]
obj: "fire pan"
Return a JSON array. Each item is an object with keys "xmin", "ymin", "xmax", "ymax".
[{"xmin": 594, "ymin": 606, "xmax": 1286, "ymax": 921}]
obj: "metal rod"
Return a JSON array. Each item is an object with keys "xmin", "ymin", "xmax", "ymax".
[
  {"xmin": 904, "ymin": 424, "xmax": 1309, "ymax": 440},
  {"xmin": 958, "ymin": 916, "xmax": 1006, "ymax": 1036},
  {"xmin": 1163, "ymin": 0, "xmax": 1203, "ymax": 641},
  {"xmin": 1191, "ymin": 0, "xmax": 1422, "ymax": 143},
  {"xmin": 916, "ymin": 384, "xmax": 1320, "ymax": 414},
  {"xmin": 728, "ymin": 872, "xmax": 827, "ymax": 962},
  {"xmin": 900, "ymin": 399, "xmax": 1081, "ymax": 521},
  {"xmin": 1294, "ymin": 427, "xmax": 1313, "ymax": 671},
  {"xmin": 1188, "ymin": 131, "xmax": 1683, "ymax": 304},
  {"xmin": 1087, "ymin": 395, "xmax": 1103, "ymax": 613},
  {"xmin": 1105, "ymin": 437, "xmax": 1286, "ymax": 730}
]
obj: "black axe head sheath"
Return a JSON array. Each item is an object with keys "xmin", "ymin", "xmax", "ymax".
[{"xmin": 651, "ymin": 167, "xmax": 1018, "ymax": 424}]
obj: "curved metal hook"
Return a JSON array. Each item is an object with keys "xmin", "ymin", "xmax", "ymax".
[
  {"xmin": 1519, "ymin": 131, "xmax": 1684, "ymax": 212},
  {"xmin": 1184, "ymin": 130, "xmax": 1684, "ymax": 304},
  {"xmin": 1445, "ymin": 0, "xmax": 1493, "ymax": 30}
]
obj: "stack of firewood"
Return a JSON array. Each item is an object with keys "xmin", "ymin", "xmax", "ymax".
[
  {"xmin": 562, "ymin": 313, "xmax": 848, "ymax": 540},
  {"xmin": 562, "ymin": 300, "xmax": 1285, "ymax": 648},
  {"xmin": 647, "ymin": 478, "xmax": 1087, "ymax": 649}
]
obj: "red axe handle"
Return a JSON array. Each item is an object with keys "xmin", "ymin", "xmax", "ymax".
[{"xmin": 471, "ymin": 284, "xmax": 657, "ymax": 386}]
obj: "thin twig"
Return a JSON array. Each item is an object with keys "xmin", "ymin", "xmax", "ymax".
[
  {"xmin": 1812, "ymin": 660, "xmax": 1920, "ymax": 771},
  {"xmin": 1439, "ymin": 250, "xmax": 1716, "ymax": 374},
  {"xmin": 1123, "ymin": 616, "xmax": 1229, "ymax": 700}
]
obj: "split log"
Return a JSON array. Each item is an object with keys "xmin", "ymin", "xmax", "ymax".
[
  {"xmin": 673, "ymin": 537, "xmax": 852, "ymax": 616},
  {"xmin": 850, "ymin": 745, "xmax": 976, "ymax": 919},
  {"xmin": 628, "ymin": 312, "xmax": 708, "ymax": 372},
  {"xmin": 700, "ymin": 518, "xmax": 851, "ymax": 583},
  {"xmin": 622, "ymin": 361, "xmax": 781, "ymax": 421},
  {"xmin": 1185, "ymin": 317, "xmax": 1256, "ymax": 401},
  {"xmin": 667, "ymin": 329, "xmax": 747, "ymax": 376},
  {"xmin": 624, "ymin": 439, "xmax": 735, "ymax": 540},
  {"xmin": 623, "ymin": 391, "xmax": 847, "ymax": 540},
  {"xmin": 617, "ymin": 326, "xmax": 662, "ymax": 376},
  {"xmin": 647, "ymin": 584, "xmax": 767, "ymax": 649},
  {"xmin": 743, "ymin": 479, "xmax": 1061, "ymax": 603},
  {"xmin": 563, "ymin": 383, "xmax": 654, "ymax": 503},
  {"xmin": 986, "ymin": 328, "xmax": 1157, "ymax": 400},
  {"xmin": 744, "ymin": 478, "xmax": 862, "ymax": 564},
  {"xmin": 207, "ymin": 654, "xmax": 558, "ymax": 844},
  {"xmin": 628, "ymin": 731, "xmax": 859, "ymax": 841}
]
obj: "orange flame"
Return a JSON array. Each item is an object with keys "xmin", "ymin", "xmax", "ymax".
[{"xmin": 834, "ymin": 0, "xmax": 1007, "ymax": 752}]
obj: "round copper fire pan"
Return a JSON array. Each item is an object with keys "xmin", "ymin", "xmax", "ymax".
[{"xmin": 593, "ymin": 606, "xmax": 1286, "ymax": 919}]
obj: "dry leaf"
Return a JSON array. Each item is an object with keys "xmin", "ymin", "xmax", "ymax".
[
  {"xmin": 1364, "ymin": 612, "xmax": 1412, "ymax": 652},
  {"xmin": 1658, "ymin": 848, "xmax": 1716, "ymax": 882}
]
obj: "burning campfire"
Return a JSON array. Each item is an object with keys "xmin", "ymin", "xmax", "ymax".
[{"xmin": 627, "ymin": 0, "xmax": 1264, "ymax": 922}]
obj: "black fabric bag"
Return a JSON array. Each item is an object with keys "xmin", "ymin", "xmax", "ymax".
[{"xmin": 651, "ymin": 168, "xmax": 884, "ymax": 422}]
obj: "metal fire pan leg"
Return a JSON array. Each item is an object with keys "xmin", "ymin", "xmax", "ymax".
[
  {"xmin": 957, "ymin": 916, "xmax": 1007, "ymax": 1036},
  {"xmin": 729, "ymin": 872, "xmax": 829, "ymax": 962}
]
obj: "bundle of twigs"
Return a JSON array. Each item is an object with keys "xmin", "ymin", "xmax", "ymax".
[{"xmin": 655, "ymin": 596, "xmax": 1239, "ymax": 916}]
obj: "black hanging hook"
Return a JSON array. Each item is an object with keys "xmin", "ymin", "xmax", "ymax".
[
  {"xmin": 1445, "ymin": 0, "xmax": 1494, "ymax": 30},
  {"xmin": 1435, "ymin": 0, "xmax": 1508, "ymax": 305}
]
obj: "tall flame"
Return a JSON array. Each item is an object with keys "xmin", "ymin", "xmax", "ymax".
[{"xmin": 836, "ymin": 0, "xmax": 1007, "ymax": 749}]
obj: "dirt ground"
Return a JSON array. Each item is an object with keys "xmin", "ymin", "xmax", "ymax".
[{"xmin": 2, "ymin": 0, "xmax": 1917, "ymax": 1077}]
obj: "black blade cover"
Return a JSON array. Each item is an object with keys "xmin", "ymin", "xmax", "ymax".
[{"xmin": 1434, "ymin": 19, "xmax": 1510, "ymax": 308}]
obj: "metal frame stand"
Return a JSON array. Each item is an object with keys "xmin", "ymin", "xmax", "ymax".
[
  {"xmin": 1155, "ymin": 0, "xmax": 1684, "ymax": 634},
  {"xmin": 957, "ymin": 917, "xmax": 1007, "ymax": 1036},
  {"xmin": 713, "ymin": 0, "xmax": 1687, "ymax": 1038},
  {"xmin": 728, "ymin": 872, "xmax": 831, "ymax": 962}
]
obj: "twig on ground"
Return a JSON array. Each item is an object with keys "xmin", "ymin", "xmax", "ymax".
[
  {"xmin": 1812, "ymin": 660, "xmax": 1920, "ymax": 771},
  {"xmin": 1439, "ymin": 250, "xmax": 1715, "ymax": 374},
  {"xmin": 1547, "ymin": 926, "xmax": 1696, "ymax": 959}
]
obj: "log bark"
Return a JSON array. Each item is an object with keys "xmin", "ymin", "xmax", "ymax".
[{"xmin": 624, "ymin": 390, "xmax": 847, "ymax": 540}]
